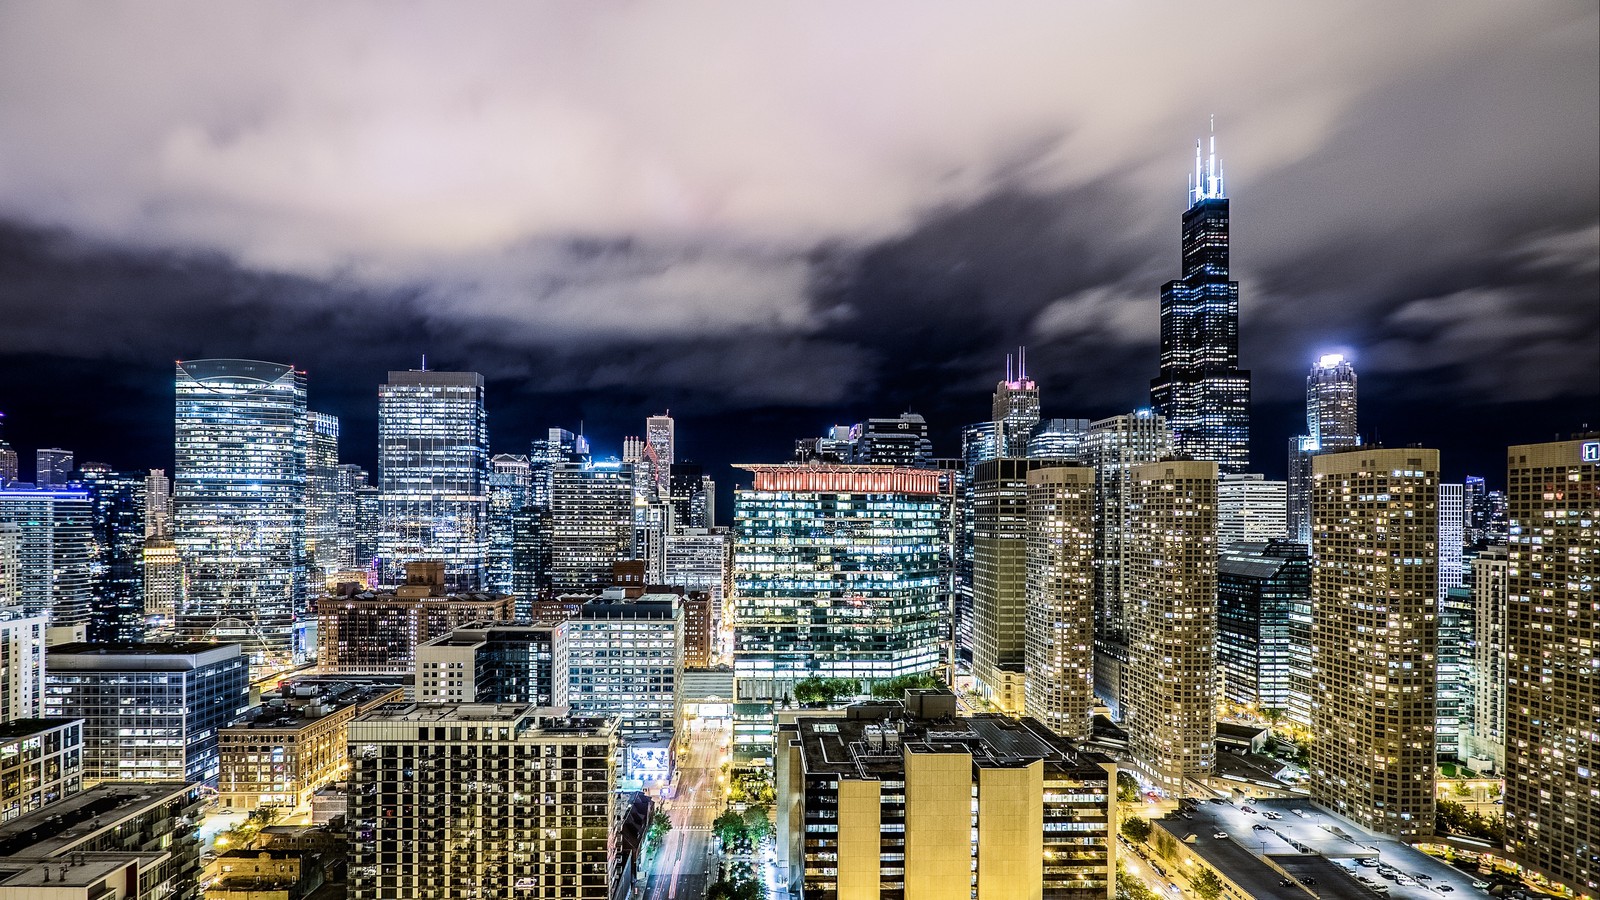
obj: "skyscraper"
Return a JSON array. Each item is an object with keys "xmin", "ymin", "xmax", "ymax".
[
  {"xmin": 1310, "ymin": 447, "xmax": 1439, "ymax": 837},
  {"xmin": 971, "ymin": 457, "xmax": 1054, "ymax": 714},
  {"xmin": 0, "ymin": 485, "xmax": 95, "ymax": 629},
  {"xmin": 991, "ymin": 348, "xmax": 1040, "ymax": 458},
  {"xmin": 33, "ymin": 448, "xmax": 74, "ymax": 488},
  {"xmin": 1503, "ymin": 438, "xmax": 1597, "ymax": 896},
  {"xmin": 549, "ymin": 460, "xmax": 635, "ymax": 594},
  {"xmin": 955, "ymin": 421, "xmax": 1000, "ymax": 667},
  {"xmin": 173, "ymin": 359, "xmax": 307, "ymax": 666},
  {"xmin": 377, "ymin": 369, "xmax": 489, "ymax": 589},
  {"xmin": 529, "ymin": 427, "xmax": 586, "ymax": 509},
  {"xmin": 1022, "ymin": 465, "xmax": 1096, "ymax": 741},
  {"xmin": 144, "ymin": 468, "xmax": 172, "ymax": 539},
  {"xmin": 1149, "ymin": 125, "xmax": 1251, "ymax": 473},
  {"xmin": 732, "ymin": 464, "xmax": 942, "ymax": 700},
  {"xmin": 1289, "ymin": 354, "xmax": 1360, "ymax": 544},
  {"xmin": 0, "ymin": 606, "xmax": 47, "ymax": 722},
  {"xmin": 1123, "ymin": 459, "xmax": 1217, "ymax": 794},
  {"xmin": 646, "ymin": 412, "xmax": 675, "ymax": 499},
  {"xmin": 1084, "ymin": 410, "xmax": 1171, "ymax": 715},
  {"xmin": 78, "ymin": 468, "xmax": 146, "ymax": 643},
  {"xmin": 1438, "ymin": 482, "xmax": 1465, "ymax": 599},
  {"xmin": 485, "ymin": 453, "xmax": 532, "ymax": 593},
  {"xmin": 1216, "ymin": 540, "xmax": 1312, "ymax": 720},
  {"xmin": 1216, "ymin": 472, "xmax": 1288, "ymax": 545},
  {"xmin": 851, "ymin": 413, "xmax": 935, "ymax": 467},
  {"xmin": 305, "ymin": 410, "xmax": 341, "ymax": 584},
  {"xmin": 0, "ymin": 413, "xmax": 16, "ymax": 485},
  {"xmin": 1026, "ymin": 417, "xmax": 1089, "ymax": 461},
  {"xmin": 335, "ymin": 463, "xmax": 374, "ymax": 570},
  {"xmin": 1461, "ymin": 546, "xmax": 1507, "ymax": 771}
]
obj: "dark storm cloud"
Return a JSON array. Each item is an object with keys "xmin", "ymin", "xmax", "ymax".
[{"xmin": 0, "ymin": 1, "xmax": 1595, "ymax": 478}]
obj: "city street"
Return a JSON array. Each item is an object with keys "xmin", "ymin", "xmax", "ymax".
[{"xmin": 643, "ymin": 719, "xmax": 729, "ymax": 900}]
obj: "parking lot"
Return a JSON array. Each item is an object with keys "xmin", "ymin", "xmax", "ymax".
[{"xmin": 1159, "ymin": 798, "xmax": 1491, "ymax": 899}]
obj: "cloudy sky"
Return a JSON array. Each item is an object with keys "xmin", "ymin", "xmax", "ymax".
[{"xmin": 1, "ymin": 1, "xmax": 1595, "ymax": 499}]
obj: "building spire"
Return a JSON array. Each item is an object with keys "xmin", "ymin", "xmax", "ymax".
[{"xmin": 1189, "ymin": 116, "xmax": 1225, "ymax": 206}]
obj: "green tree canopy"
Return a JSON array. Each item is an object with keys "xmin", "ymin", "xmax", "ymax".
[{"xmin": 1120, "ymin": 816, "xmax": 1152, "ymax": 843}]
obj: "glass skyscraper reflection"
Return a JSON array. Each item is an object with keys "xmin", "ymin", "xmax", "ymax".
[
  {"xmin": 173, "ymin": 359, "xmax": 307, "ymax": 667},
  {"xmin": 377, "ymin": 370, "xmax": 489, "ymax": 589},
  {"xmin": 1150, "ymin": 126, "xmax": 1251, "ymax": 473}
]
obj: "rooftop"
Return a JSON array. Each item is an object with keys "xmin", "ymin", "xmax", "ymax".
[
  {"xmin": 794, "ymin": 702, "xmax": 1110, "ymax": 780},
  {"xmin": 228, "ymin": 682, "xmax": 403, "ymax": 730},
  {"xmin": 0, "ymin": 853, "xmax": 159, "ymax": 889},
  {"xmin": 0, "ymin": 782, "xmax": 198, "ymax": 859},
  {"xmin": 352, "ymin": 702, "xmax": 617, "ymax": 736},
  {"xmin": 0, "ymin": 717, "xmax": 80, "ymax": 740}
]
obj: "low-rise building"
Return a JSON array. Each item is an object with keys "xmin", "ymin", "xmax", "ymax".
[
  {"xmin": 206, "ymin": 849, "xmax": 326, "ymax": 900},
  {"xmin": 415, "ymin": 622, "xmax": 568, "ymax": 707},
  {"xmin": 316, "ymin": 562, "xmax": 515, "ymax": 675},
  {"xmin": 218, "ymin": 681, "xmax": 404, "ymax": 813},
  {"xmin": 776, "ymin": 692, "xmax": 1116, "ymax": 899},
  {"xmin": 0, "ymin": 717, "xmax": 82, "ymax": 823},
  {"xmin": 0, "ymin": 781, "xmax": 205, "ymax": 900}
]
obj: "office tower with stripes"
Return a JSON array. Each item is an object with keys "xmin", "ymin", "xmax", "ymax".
[{"xmin": 377, "ymin": 370, "xmax": 489, "ymax": 589}]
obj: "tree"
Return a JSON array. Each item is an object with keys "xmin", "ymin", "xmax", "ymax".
[
  {"xmin": 1191, "ymin": 867, "xmax": 1223, "ymax": 900},
  {"xmin": 647, "ymin": 808, "xmax": 672, "ymax": 847},
  {"xmin": 868, "ymin": 671, "xmax": 943, "ymax": 699},
  {"xmin": 713, "ymin": 809, "xmax": 747, "ymax": 846},
  {"xmin": 793, "ymin": 677, "xmax": 859, "ymax": 705},
  {"xmin": 1117, "ymin": 771, "xmax": 1141, "ymax": 803},
  {"xmin": 1116, "ymin": 865, "xmax": 1159, "ymax": 900},
  {"xmin": 742, "ymin": 806, "xmax": 773, "ymax": 843},
  {"xmin": 707, "ymin": 877, "xmax": 764, "ymax": 900},
  {"xmin": 1120, "ymin": 816, "xmax": 1152, "ymax": 843}
]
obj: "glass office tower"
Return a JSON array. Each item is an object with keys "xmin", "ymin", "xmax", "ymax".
[
  {"xmin": 377, "ymin": 370, "xmax": 489, "ymax": 589},
  {"xmin": 732, "ymin": 464, "xmax": 943, "ymax": 700},
  {"xmin": 1150, "ymin": 127, "xmax": 1251, "ymax": 473},
  {"xmin": 173, "ymin": 359, "xmax": 307, "ymax": 667}
]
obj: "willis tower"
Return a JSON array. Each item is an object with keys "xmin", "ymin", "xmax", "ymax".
[{"xmin": 1150, "ymin": 121, "xmax": 1251, "ymax": 473}]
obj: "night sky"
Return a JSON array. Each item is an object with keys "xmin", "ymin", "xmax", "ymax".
[{"xmin": 1, "ymin": 3, "xmax": 1596, "ymax": 519}]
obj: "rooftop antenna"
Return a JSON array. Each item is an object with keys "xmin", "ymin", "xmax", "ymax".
[
  {"xmin": 1005, "ymin": 353, "xmax": 1014, "ymax": 383},
  {"xmin": 1019, "ymin": 345, "xmax": 1028, "ymax": 380},
  {"xmin": 420, "ymin": 354, "xmax": 427, "ymax": 372}
]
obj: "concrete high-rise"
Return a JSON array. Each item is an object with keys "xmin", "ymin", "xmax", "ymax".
[
  {"xmin": 173, "ymin": 359, "xmax": 307, "ymax": 666},
  {"xmin": 1289, "ymin": 354, "xmax": 1360, "ymax": 544},
  {"xmin": 1503, "ymin": 438, "xmax": 1597, "ymax": 896},
  {"xmin": 1438, "ymin": 482, "xmax": 1465, "ymax": 599},
  {"xmin": 972, "ymin": 458, "xmax": 1056, "ymax": 714},
  {"xmin": 305, "ymin": 410, "xmax": 341, "ymax": 583},
  {"xmin": 1022, "ymin": 466, "xmax": 1096, "ymax": 741},
  {"xmin": 1310, "ymin": 447, "xmax": 1439, "ymax": 837},
  {"xmin": 1461, "ymin": 546, "xmax": 1507, "ymax": 771},
  {"xmin": 1123, "ymin": 459, "xmax": 1217, "ymax": 794},
  {"xmin": 991, "ymin": 348, "xmax": 1041, "ymax": 458},
  {"xmin": 348, "ymin": 704, "xmax": 617, "ymax": 900},
  {"xmin": 776, "ymin": 696, "xmax": 1115, "ymax": 900},
  {"xmin": 851, "ymin": 413, "xmax": 935, "ymax": 468},
  {"xmin": 0, "ymin": 606, "xmax": 47, "ymax": 723},
  {"xmin": 1083, "ymin": 411, "xmax": 1171, "ymax": 716},
  {"xmin": 377, "ymin": 369, "xmax": 489, "ymax": 589},
  {"xmin": 0, "ymin": 413, "xmax": 15, "ymax": 486},
  {"xmin": 33, "ymin": 449, "xmax": 73, "ymax": 488},
  {"xmin": 1150, "ymin": 126, "xmax": 1251, "ymax": 473},
  {"xmin": 732, "ymin": 465, "xmax": 943, "ymax": 700}
]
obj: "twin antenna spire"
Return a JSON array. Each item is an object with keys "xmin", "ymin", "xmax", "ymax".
[
  {"xmin": 1005, "ymin": 346, "xmax": 1030, "ymax": 384},
  {"xmin": 1189, "ymin": 114, "xmax": 1225, "ymax": 206}
]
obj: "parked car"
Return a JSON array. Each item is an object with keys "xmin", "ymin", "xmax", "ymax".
[{"xmin": 1213, "ymin": 832, "xmax": 1228, "ymax": 839}]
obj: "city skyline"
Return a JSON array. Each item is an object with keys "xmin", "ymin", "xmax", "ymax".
[{"xmin": 0, "ymin": 4, "xmax": 1594, "ymax": 507}]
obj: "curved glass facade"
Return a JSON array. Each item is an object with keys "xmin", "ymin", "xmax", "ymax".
[{"xmin": 173, "ymin": 359, "xmax": 307, "ymax": 666}]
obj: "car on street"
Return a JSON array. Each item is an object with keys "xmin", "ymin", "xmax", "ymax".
[{"xmin": 1213, "ymin": 832, "xmax": 1228, "ymax": 839}]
